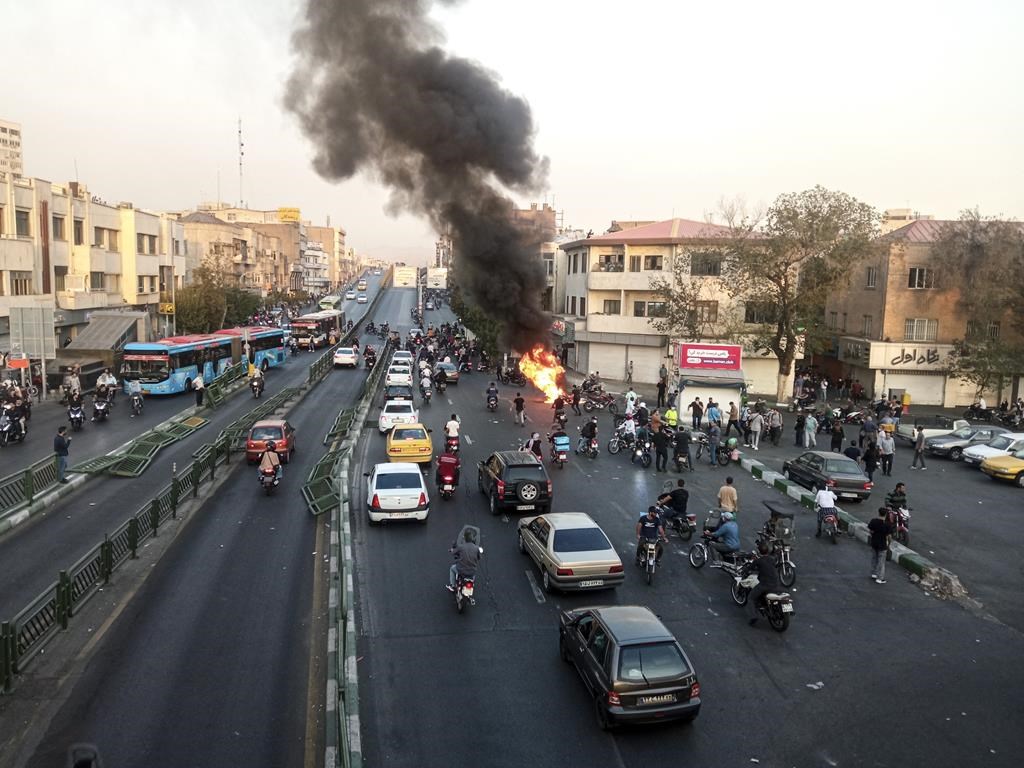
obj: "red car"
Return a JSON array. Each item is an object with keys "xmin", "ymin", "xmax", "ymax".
[{"xmin": 246, "ymin": 419, "xmax": 296, "ymax": 464}]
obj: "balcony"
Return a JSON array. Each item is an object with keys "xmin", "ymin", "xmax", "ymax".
[
  {"xmin": 587, "ymin": 270, "xmax": 661, "ymax": 291},
  {"xmin": 58, "ymin": 291, "xmax": 112, "ymax": 310},
  {"xmin": 585, "ymin": 313, "xmax": 660, "ymax": 336}
]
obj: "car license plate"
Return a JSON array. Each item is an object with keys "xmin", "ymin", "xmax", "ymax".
[
  {"xmin": 781, "ymin": 603, "xmax": 794, "ymax": 613},
  {"xmin": 516, "ymin": 504, "xmax": 535, "ymax": 511},
  {"xmin": 639, "ymin": 694, "xmax": 676, "ymax": 705},
  {"xmin": 443, "ymin": 484, "xmax": 453, "ymax": 491},
  {"xmin": 578, "ymin": 580, "xmax": 604, "ymax": 588},
  {"xmin": 840, "ymin": 492, "xmax": 858, "ymax": 499}
]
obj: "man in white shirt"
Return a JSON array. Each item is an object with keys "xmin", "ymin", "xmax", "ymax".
[
  {"xmin": 814, "ymin": 484, "xmax": 838, "ymax": 538},
  {"xmin": 444, "ymin": 414, "xmax": 460, "ymax": 438}
]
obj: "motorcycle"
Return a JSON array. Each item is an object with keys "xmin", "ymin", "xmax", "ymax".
[
  {"xmin": 582, "ymin": 392, "xmax": 618, "ymax": 414},
  {"xmin": 688, "ymin": 512, "xmax": 750, "ymax": 572},
  {"xmin": 130, "ymin": 393, "xmax": 144, "ymax": 417},
  {"xmin": 606, "ymin": 431, "xmax": 635, "ymax": 455},
  {"xmin": 630, "ymin": 437, "xmax": 653, "ymax": 468},
  {"xmin": 365, "ymin": 322, "xmax": 376, "ymax": 334},
  {"xmin": 68, "ymin": 404, "xmax": 85, "ymax": 432},
  {"xmin": 787, "ymin": 393, "xmax": 818, "ymax": 412},
  {"xmin": 691, "ymin": 431, "xmax": 730, "ymax": 466},
  {"xmin": 445, "ymin": 434, "xmax": 460, "ymax": 454},
  {"xmin": 757, "ymin": 503, "xmax": 797, "ymax": 587},
  {"xmin": 420, "ymin": 385, "xmax": 433, "ymax": 404},
  {"xmin": 962, "ymin": 403, "xmax": 993, "ymax": 422},
  {"xmin": 259, "ymin": 466, "xmax": 280, "ymax": 495},
  {"xmin": 549, "ymin": 433, "xmax": 571, "ymax": 469},
  {"xmin": 0, "ymin": 408, "xmax": 27, "ymax": 446},
  {"xmin": 656, "ymin": 499, "xmax": 696, "ymax": 542},
  {"xmin": 553, "ymin": 409, "xmax": 568, "ymax": 429},
  {"xmin": 486, "ymin": 394, "xmax": 499, "ymax": 412},
  {"xmin": 365, "ymin": 355, "xmax": 376, "ymax": 371},
  {"xmin": 885, "ymin": 505, "xmax": 911, "ymax": 548},
  {"xmin": 816, "ymin": 505, "xmax": 840, "ymax": 544},
  {"xmin": 730, "ymin": 569, "xmax": 794, "ymax": 632},
  {"xmin": 437, "ymin": 379, "xmax": 447, "ymax": 395},
  {"xmin": 575, "ymin": 428, "xmax": 599, "ymax": 459},
  {"xmin": 250, "ymin": 377, "xmax": 264, "ymax": 399},
  {"xmin": 635, "ymin": 538, "xmax": 662, "ymax": 585},
  {"xmin": 92, "ymin": 398, "xmax": 111, "ymax": 423},
  {"xmin": 451, "ymin": 526, "xmax": 483, "ymax": 614},
  {"xmin": 438, "ymin": 470, "xmax": 457, "ymax": 500}
]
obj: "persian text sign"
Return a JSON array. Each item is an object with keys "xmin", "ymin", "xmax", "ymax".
[{"xmin": 676, "ymin": 343, "xmax": 742, "ymax": 370}]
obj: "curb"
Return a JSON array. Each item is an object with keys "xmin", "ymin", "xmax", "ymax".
[{"xmin": 736, "ymin": 455, "xmax": 968, "ymax": 598}]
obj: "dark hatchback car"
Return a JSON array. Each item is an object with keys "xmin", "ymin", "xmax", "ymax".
[
  {"xmin": 782, "ymin": 450, "xmax": 873, "ymax": 501},
  {"xmin": 477, "ymin": 450, "xmax": 552, "ymax": 515},
  {"xmin": 559, "ymin": 605, "xmax": 701, "ymax": 730},
  {"xmin": 381, "ymin": 384, "xmax": 415, "ymax": 407}
]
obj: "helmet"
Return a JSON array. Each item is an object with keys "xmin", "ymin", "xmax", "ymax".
[
  {"xmin": 591, "ymin": 416, "xmax": 598, "ymax": 423},
  {"xmin": 640, "ymin": 402, "xmax": 647, "ymax": 409},
  {"xmin": 266, "ymin": 441, "xmax": 277, "ymax": 451},
  {"xmin": 721, "ymin": 511, "xmax": 733, "ymax": 522}
]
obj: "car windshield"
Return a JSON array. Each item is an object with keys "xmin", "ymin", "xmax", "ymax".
[
  {"xmin": 987, "ymin": 436, "xmax": 1013, "ymax": 450},
  {"xmin": 250, "ymin": 426, "xmax": 283, "ymax": 440},
  {"xmin": 506, "ymin": 465, "xmax": 546, "ymax": 482},
  {"xmin": 393, "ymin": 428, "xmax": 427, "ymax": 441},
  {"xmin": 375, "ymin": 473, "xmax": 422, "ymax": 490},
  {"xmin": 825, "ymin": 459, "xmax": 862, "ymax": 474},
  {"xmin": 948, "ymin": 427, "xmax": 974, "ymax": 439},
  {"xmin": 436, "ymin": 363, "xmax": 455, "ymax": 372},
  {"xmin": 384, "ymin": 403, "xmax": 414, "ymax": 414},
  {"xmin": 553, "ymin": 526, "xmax": 612, "ymax": 553},
  {"xmin": 618, "ymin": 642, "xmax": 689, "ymax": 683}
]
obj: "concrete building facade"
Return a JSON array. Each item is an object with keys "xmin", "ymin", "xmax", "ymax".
[
  {"xmin": 0, "ymin": 119, "xmax": 24, "ymax": 177},
  {"xmin": 177, "ymin": 211, "xmax": 285, "ymax": 295}
]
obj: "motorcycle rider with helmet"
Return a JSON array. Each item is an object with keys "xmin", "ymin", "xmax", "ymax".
[
  {"xmin": 635, "ymin": 505, "xmax": 669, "ymax": 565},
  {"xmin": 259, "ymin": 440, "xmax": 283, "ymax": 481},
  {"xmin": 578, "ymin": 415, "xmax": 598, "ymax": 453},
  {"xmin": 707, "ymin": 511, "xmax": 740, "ymax": 558},
  {"xmin": 485, "ymin": 381, "xmax": 499, "ymax": 406},
  {"xmin": 746, "ymin": 540, "xmax": 780, "ymax": 626},
  {"xmin": 435, "ymin": 446, "xmax": 461, "ymax": 489},
  {"xmin": 446, "ymin": 528, "xmax": 482, "ymax": 592}
]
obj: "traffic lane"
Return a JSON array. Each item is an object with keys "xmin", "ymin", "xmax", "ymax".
[
  {"xmin": 738, "ymin": 425, "xmax": 1024, "ymax": 630},
  {"xmin": 357, "ymin": 381, "xmax": 1024, "ymax": 767},
  {"xmin": 23, "ymin": 283, "xmax": 401, "ymax": 767}
]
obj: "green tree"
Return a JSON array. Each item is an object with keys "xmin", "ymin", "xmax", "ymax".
[
  {"xmin": 650, "ymin": 249, "xmax": 740, "ymax": 342},
  {"xmin": 722, "ymin": 186, "xmax": 882, "ymax": 401},
  {"xmin": 176, "ymin": 280, "xmax": 226, "ymax": 333},
  {"xmin": 225, "ymin": 287, "xmax": 261, "ymax": 327},
  {"xmin": 449, "ymin": 283, "xmax": 501, "ymax": 358},
  {"xmin": 947, "ymin": 338, "xmax": 1024, "ymax": 402}
]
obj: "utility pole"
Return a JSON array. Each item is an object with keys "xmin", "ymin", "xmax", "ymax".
[{"xmin": 238, "ymin": 118, "xmax": 245, "ymax": 208}]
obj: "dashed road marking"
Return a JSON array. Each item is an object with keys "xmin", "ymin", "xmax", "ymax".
[
  {"xmin": 464, "ymin": 434, "xmax": 473, "ymax": 445},
  {"xmin": 525, "ymin": 569, "xmax": 547, "ymax": 603}
]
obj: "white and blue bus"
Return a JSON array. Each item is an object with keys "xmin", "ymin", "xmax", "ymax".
[
  {"xmin": 290, "ymin": 310, "xmax": 343, "ymax": 350},
  {"xmin": 319, "ymin": 294, "xmax": 343, "ymax": 311},
  {"xmin": 121, "ymin": 327, "xmax": 285, "ymax": 395}
]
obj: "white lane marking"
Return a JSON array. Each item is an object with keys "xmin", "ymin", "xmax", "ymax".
[
  {"xmin": 525, "ymin": 569, "xmax": 547, "ymax": 603},
  {"xmin": 610, "ymin": 501, "xmax": 632, "ymax": 520},
  {"xmin": 464, "ymin": 434, "xmax": 473, "ymax": 445},
  {"xmin": 447, "ymin": 398, "xmax": 453, "ymax": 405},
  {"xmin": 572, "ymin": 461, "xmax": 587, "ymax": 477}
]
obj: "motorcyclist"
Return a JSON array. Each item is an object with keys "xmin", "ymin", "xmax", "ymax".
[
  {"xmin": 523, "ymin": 431, "xmax": 544, "ymax": 459},
  {"xmin": 251, "ymin": 366, "xmax": 265, "ymax": 393},
  {"xmin": 436, "ymin": 447, "xmax": 461, "ymax": 487},
  {"xmin": 707, "ymin": 511, "xmax": 740, "ymax": 558},
  {"xmin": 578, "ymin": 415, "xmax": 598, "ymax": 453},
  {"xmin": 672, "ymin": 425, "xmax": 694, "ymax": 471},
  {"xmin": 434, "ymin": 366, "xmax": 448, "ymax": 391},
  {"xmin": 747, "ymin": 540, "xmax": 781, "ymax": 626},
  {"xmin": 814, "ymin": 483, "xmax": 838, "ymax": 537},
  {"xmin": 657, "ymin": 478, "xmax": 689, "ymax": 526},
  {"xmin": 68, "ymin": 388, "xmax": 85, "ymax": 409},
  {"xmin": 5, "ymin": 400, "xmax": 27, "ymax": 438},
  {"xmin": 635, "ymin": 401, "xmax": 650, "ymax": 428},
  {"xmin": 447, "ymin": 529, "xmax": 482, "ymax": 592},
  {"xmin": 486, "ymin": 381, "xmax": 498, "ymax": 399},
  {"xmin": 259, "ymin": 440, "xmax": 283, "ymax": 481},
  {"xmin": 97, "ymin": 368, "xmax": 118, "ymax": 400},
  {"xmin": 617, "ymin": 414, "xmax": 637, "ymax": 442},
  {"xmin": 419, "ymin": 371, "xmax": 433, "ymax": 398},
  {"xmin": 635, "ymin": 505, "xmax": 668, "ymax": 565},
  {"xmin": 885, "ymin": 482, "xmax": 908, "ymax": 510},
  {"xmin": 92, "ymin": 386, "xmax": 110, "ymax": 420}
]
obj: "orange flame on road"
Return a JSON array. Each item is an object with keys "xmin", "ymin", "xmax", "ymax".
[{"xmin": 519, "ymin": 345, "xmax": 567, "ymax": 403}]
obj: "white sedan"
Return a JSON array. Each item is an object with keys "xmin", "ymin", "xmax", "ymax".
[
  {"xmin": 366, "ymin": 462, "xmax": 429, "ymax": 523},
  {"xmin": 345, "ymin": 290, "xmax": 356, "ymax": 300},
  {"xmin": 333, "ymin": 346, "xmax": 359, "ymax": 368},
  {"xmin": 379, "ymin": 399, "xmax": 419, "ymax": 433},
  {"xmin": 391, "ymin": 350, "xmax": 415, "ymax": 365},
  {"xmin": 962, "ymin": 432, "xmax": 1024, "ymax": 467},
  {"xmin": 357, "ymin": 293, "xmax": 368, "ymax": 304},
  {"xmin": 385, "ymin": 364, "xmax": 413, "ymax": 387}
]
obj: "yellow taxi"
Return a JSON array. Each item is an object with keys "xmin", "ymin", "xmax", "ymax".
[
  {"xmin": 980, "ymin": 449, "xmax": 1024, "ymax": 488},
  {"xmin": 386, "ymin": 423, "xmax": 434, "ymax": 465}
]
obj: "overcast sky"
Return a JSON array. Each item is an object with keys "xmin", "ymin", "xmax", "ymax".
[{"xmin": 6, "ymin": 0, "xmax": 1022, "ymax": 264}]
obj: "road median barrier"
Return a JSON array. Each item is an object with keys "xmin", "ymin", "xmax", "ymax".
[{"xmin": 734, "ymin": 453, "xmax": 968, "ymax": 599}]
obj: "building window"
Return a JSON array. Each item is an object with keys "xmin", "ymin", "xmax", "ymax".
[
  {"xmin": 580, "ymin": 254, "xmax": 587, "ymax": 273},
  {"xmin": 90, "ymin": 271, "xmax": 105, "ymax": 291},
  {"xmin": 74, "ymin": 218, "xmax": 84, "ymax": 245},
  {"xmin": 564, "ymin": 296, "xmax": 569, "ymax": 314},
  {"xmin": 907, "ymin": 267, "xmax": 935, "ymax": 289},
  {"xmin": 15, "ymin": 209, "xmax": 31, "ymax": 237},
  {"xmin": 744, "ymin": 302, "xmax": 774, "ymax": 324},
  {"xmin": 602, "ymin": 299, "xmax": 621, "ymax": 315},
  {"xmin": 643, "ymin": 254, "xmax": 663, "ymax": 271},
  {"xmin": 828, "ymin": 311, "xmax": 838, "ymax": 330},
  {"xmin": 149, "ymin": 276, "xmax": 157, "ymax": 293},
  {"xmin": 54, "ymin": 266, "xmax": 68, "ymax": 292},
  {"xmin": 545, "ymin": 260, "xmax": 554, "ymax": 276},
  {"xmin": 570, "ymin": 296, "xmax": 577, "ymax": 314},
  {"xmin": 137, "ymin": 276, "xmax": 146, "ymax": 293},
  {"xmin": 173, "ymin": 238, "xmax": 181, "ymax": 256},
  {"xmin": 691, "ymin": 253, "xmax": 722, "ymax": 276},
  {"xmin": 646, "ymin": 301, "xmax": 667, "ymax": 318},
  {"xmin": 137, "ymin": 233, "xmax": 145, "ymax": 253},
  {"xmin": 694, "ymin": 300, "xmax": 718, "ymax": 324},
  {"xmin": 93, "ymin": 227, "xmax": 104, "ymax": 247},
  {"xmin": 52, "ymin": 215, "xmax": 66, "ymax": 240},
  {"xmin": 862, "ymin": 315, "xmax": 872, "ymax": 338},
  {"xmin": 629, "ymin": 255, "xmax": 641, "ymax": 272},
  {"xmin": 865, "ymin": 266, "xmax": 877, "ymax": 289},
  {"xmin": 634, "ymin": 301, "xmax": 647, "ymax": 317},
  {"xmin": 966, "ymin": 320, "xmax": 1000, "ymax": 341},
  {"xmin": 0, "ymin": 206, "xmax": 4, "ymax": 235},
  {"xmin": 579, "ymin": 297, "xmax": 586, "ymax": 315},
  {"xmin": 11, "ymin": 271, "xmax": 33, "ymax": 296},
  {"xmin": 840, "ymin": 313, "xmax": 847, "ymax": 332},
  {"xmin": 598, "ymin": 254, "xmax": 624, "ymax": 272},
  {"xmin": 0, "ymin": 271, "xmax": 4, "ymax": 295},
  {"xmin": 904, "ymin": 318, "xmax": 938, "ymax": 341}
]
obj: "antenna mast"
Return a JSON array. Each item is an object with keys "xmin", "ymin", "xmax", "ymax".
[{"xmin": 238, "ymin": 117, "xmax": 245, "ymax": 208}]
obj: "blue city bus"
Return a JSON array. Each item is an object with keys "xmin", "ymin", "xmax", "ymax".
[{"xmin": 121, "ymin": 327, "xmax": 284, "ymax": 395}]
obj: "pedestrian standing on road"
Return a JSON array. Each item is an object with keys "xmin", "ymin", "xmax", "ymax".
[
  {"xmin": 706, "ymin": 400, "xmax": 721, "ymax": 427},
  {"xmin": 659, "ymin": 363, "xmax": 668, "ymax": 385},
  {"xmin": 54, "ymin": 426, "xmax": 71, "ymax": 484},
  {"xmin": 570, "ymin": 385, "xmax": 582, "ymax": 416},
  {"xmin": 625, "ymin": 387, "xmax": 638, "ymax": 416},
  {"xmin": 667, "ymin": 388, "xmax": 677, "ymax": 409},
  {"xmin": 651, "ymin": 409, "xmax": 663, "ymax": 434},
  {"xmin": 748, "ymin": 410, "xmax": 764, "ymax": 451},
  {"xmin": 794, "ymin": 413, "xmax": 805, "ymax": 446},
  {"xmin": 878, "ymin": 431, "xmax": 895, "ymax": 476},
  {"xmin": 513, "ymin": 392, "xmax": 526, "ymax": 426},
  {"xmin": 708, "ymin": 422, "xmax": 721, "ymax": 466},
  {"xmin": 769, "ymin": 408, "xmax": 783, "ymax": 446},
  {"xmin": 830, "ymin": 421, "xmax": 845, "ymax": 452},
  {"xmin": 717, "ymin": 476, "xmax": 738, "ymax": 512},
  {"xmin": 626, "ymin": 360, "xmax": 634, "ymax": 385},
  {"xmin": 689, "ymin": 398, "xmax": 704, "ymax": 430},
  {"xmin": 653, "ymin": 427, "xmax": 670, "ymax": 472},
  {"xmin": 910, "ymin": 426, "xmax": 927, "ymax": 469},
  {"xmin": 863, "ymin": 441, "xmax": 880, "ymax": 481},
  {"xmin": 656, "ymin": 378, "xmax": 667, "ymax": 408},
  {"xmin": 804, "ymin": 412, "xmax": 818, "ymax": 448},
  {"xmin": 725, "ymin": 402, "xmax": 740, "ymax": 437},
  {"xmin": 820, "ymin": 377, "xmax": 828, "ymax": 402},
  {"xmin": 193, "ymin": 373, "xmax": 205, "ymax": 407},
  {"xmin": 664, "ymin": 404, "xmax": 678, "ymax": 429},
  {"xmin": 868, "ymin": 507, "xmax": 892, "ymax": 584}
]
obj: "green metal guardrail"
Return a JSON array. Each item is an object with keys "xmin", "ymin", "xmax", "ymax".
[{"xmin": 1, "ymin": 433, "xmax": 233, "ymax": 694}]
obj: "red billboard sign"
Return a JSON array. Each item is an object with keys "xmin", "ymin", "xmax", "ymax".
[{"xmin": 676, "ymin": 343, "xmax": 742, "ymax": 370}]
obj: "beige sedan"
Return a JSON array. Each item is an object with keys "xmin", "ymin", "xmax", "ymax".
[{"xmin": 518, "ymin": 512, "xmax": 624, "ymax": 593}]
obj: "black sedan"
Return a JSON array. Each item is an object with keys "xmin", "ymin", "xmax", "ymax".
[
  {"xmin": 381, "ymin": 384, "xmax": 415, "ymax": 407},
  {"xmin": 781, "ymin": 450, "xmax": 873, "ymax": 501}
]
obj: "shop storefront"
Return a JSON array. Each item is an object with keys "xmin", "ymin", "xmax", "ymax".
[{"xmin": 838, "ymin": 338, "xmax": 959, "ymax": 406}]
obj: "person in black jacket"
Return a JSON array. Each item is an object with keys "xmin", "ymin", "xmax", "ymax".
[
  {"xmin": 748, "ymin": 541, "xmax": 780, "ymax": 626},
  {"xmin": 54, "ymin": 426, "xmax": 71, "ymax": 483}
]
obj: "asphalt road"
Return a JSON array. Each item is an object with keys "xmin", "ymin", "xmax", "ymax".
[
  {"xmin": 352, "ymin": 324, "xmax": 1024, "ymax": 767},
  {"xmin": 0, "ymin": 275, "xmax": 385, "ymax": 621},
  {"xmin": 21, "ymin": 283, "xmax": 412, "ymax": 768},
  {"xmin": 734, "ymin": 421, "xmax": 1024, "ymax": 632}
]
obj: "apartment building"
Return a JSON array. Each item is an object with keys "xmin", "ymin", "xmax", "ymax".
[
  {"xmin": 555, "ymin": 218, "xmax": 783, "ymax": 391},
  {"xmin": 0, "ymin": 119, "xmax": 24, "ymax": 177},
  {"xmin": 178, "ymin": 211, "xmax": 285, "ymax": 295},
  {"xmin": 820, "ymin": 219, "xmax": 1021, "ymax": 406},
  {"xmin": 1, "ymin": 173, "xmax": 187, "ymax": 349},
  {"xmin": 306, "ymin": 224, "xmax": 348, "ymax": 289}
]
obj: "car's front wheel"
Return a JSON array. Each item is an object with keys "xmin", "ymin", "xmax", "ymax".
[{"xmin": 949, "ymin": 447, "xmax": 963, "ymax": 461}]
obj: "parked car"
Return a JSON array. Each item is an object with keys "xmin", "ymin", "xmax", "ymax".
[
  {"xmin": 781, "ymin": 450, "xmax": 873, "ymax": 501},
  {"xmin": 385, "ymin": 364, "xmax": 413, "ymax": 387},
  {"xmin": 381, "ymin": 384, "xmax": 415, "ymax": 407},
  {"xmin": 896, "ymin": 416, "xmax": 970, "ymax": 444},
  {"xmin": 980, "ymin": 449, "xmax": 1024, "ymax": 488},
  {"xmin": 477, "ymin": 450, "xmax": 552, "ymax": 515},
  {"xmin": 365, "ymin": 462, "xmax": 429, "ymax": 523},
  {"xmin": 925, "ymin": 425, "xmax": 1007, "ymax": 461},
  {"xmin": 434, "ymin": 361, "xmax": 460, "ymax": 385},
  {"xmin": 518, "ymin": 513, "xmax": 623, "ymax": 593},
  {"xmin": 558, "ymin": 605, "xmax": 701, "ymax": 730},
  {"xmin": 378, "ymin": 399, "xmax": 419, "ymax": 434},
  {"xmin": 962, "ymin": 433, "xmax": 1024, "ymax": 467},
  {"xmin": 333, "ymin": 346, "xmax": 359, "ymax": 368},
  {"xmin": 385, "ymin": 423, "xmax": 434, "ymax": 465},
  {"xmin": 245, "ymin": 419, "xmax": 296, "ymax": 464}
]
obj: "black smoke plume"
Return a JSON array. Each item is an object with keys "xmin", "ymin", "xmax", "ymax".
[{"xmin": 285, "ymin": 0, "xmax": 551, "ymax": 352}]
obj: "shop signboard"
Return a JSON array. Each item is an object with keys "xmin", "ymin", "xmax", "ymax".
[{"xmin": 676, "ymin": 342, "xmax": 742, "ymax": 371}]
